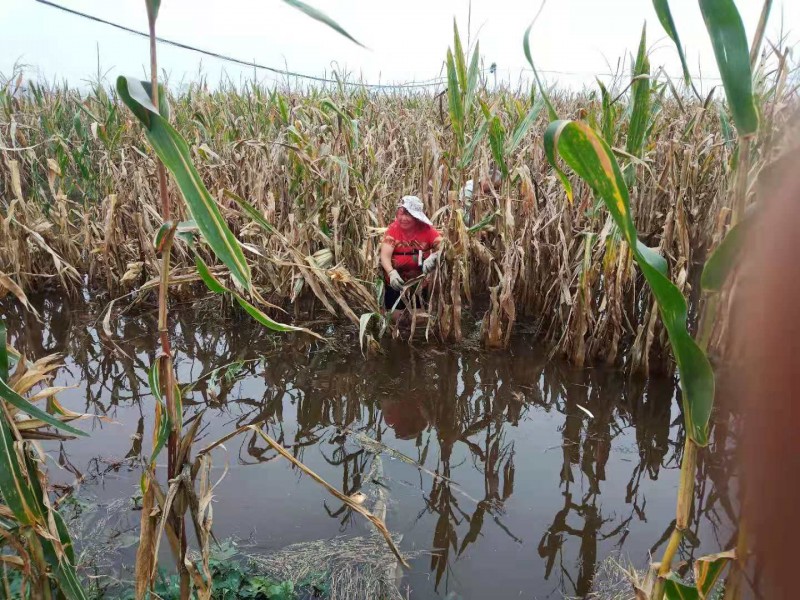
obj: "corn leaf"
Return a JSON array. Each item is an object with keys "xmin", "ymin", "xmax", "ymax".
[
  {"xmin": 236, "ymin": 296, "xmax": 322, "ymax": 339},
  {"xmin": 465, "ymin": 42, "xmax": 481, "ymax": 121},
  {"xmin": 597, "ymin": 79, "xmax": 616, "ymax": 145},
  {"xmin": 523, "ymin": 22, "xmax": 557, "ymax": 122},
  {"xmin": 146, "ymin": 363, "xmax": 170, "ymax": 468},
  {"xmin": 701, "ymin": 220, "xmax": 746, "ymax": 291},
  {"xmin": 446, "ymin": 49, "xmax": 465, "ymax": 147},
  {"xmin": 0, "ymin": 377, "xmax": 86, "ymax": 437},
  {"xmin": 459, "ymin": 117, "xmax": 490, "ymax": 168},
  {"xmin": 22, "ymin": 449, "xmax": 86, "ymax": 600},
  {"xmin": 694, "ymin": 550, "xmax": 735, "ymax": 599},
  {"xmin": 507, "ymin": 94, "xmax": 545, "ymax": 154},
  {"xmin": 145, "ymin": 0, "xmax": 161, "ymax": 21},
  {"xmin": 544, "ymin": 119, "xmax": 714, "ymax": 445},
  {"xmin": 698, "ymin": 0, "xmax": 759, "ymax": 135},
  {"xmin": 194, "ymin": 254, "xmax": 227, "ymax": 294},
  {"xmin": 0, "ymin": 321, "xmax": 7, "ymax": 381},
  {"xmin": 651, "ymin": 0, "xmax": 694, "ymax": 90},
  {"xmin": 488, "ymin": 116, "xmax": 509, "ymax": 178},
  {"xmin": 0, "ymin": 417, "xmax": 43, "ymax": 525},
  {"xmin": 664, "ymin": 574, "xmax": 700, "ymax": 600},
  {"xmin": 116, "ymin": 76, "xmax": 252, "ymax": 291},
  {"xmin": 453, "ymin": 21, "xmax": 468, "ymax": 97},
  {"xmin": 626, "ymin": 24, "xmax": 651, "ymax": 163},
  {"xmin": 281, "ymin": 0, "xmax": 364, "ymax": 48}
]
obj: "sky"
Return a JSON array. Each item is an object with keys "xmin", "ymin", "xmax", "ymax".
[{"xmin": 1, "ymin": 0, "xmax": 797, "ymax": 92}]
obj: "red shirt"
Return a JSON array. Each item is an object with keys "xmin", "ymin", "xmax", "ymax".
[{"xmin": 382, "ymin": 220, "xmax": 441, "ymax": 281}]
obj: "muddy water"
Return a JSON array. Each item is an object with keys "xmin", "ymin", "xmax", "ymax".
[{"xmin": 4, "ymin": 295, "xmax": 738, "ymax": 599}]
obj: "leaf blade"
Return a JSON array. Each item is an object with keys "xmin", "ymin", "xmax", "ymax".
[
  {"xmin": 282, "ymin": 0, "xmax": 364, "ymax": 48},
  {"xmin": 117, "ymin": 76, "xmax": 252, "ymax": 291},
  {"xmin": 545, "ymin": 119, "xmax": 714, "ymax": 445}
]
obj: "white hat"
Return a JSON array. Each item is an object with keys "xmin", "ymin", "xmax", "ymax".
[{"xmin": 398, "ymin": 195, "xmax": 432, "ymax": 226}]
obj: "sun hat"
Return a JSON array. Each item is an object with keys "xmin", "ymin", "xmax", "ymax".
[{"xmin": 397, "ymin": 195, "xmax": 432, "ymax": 226}]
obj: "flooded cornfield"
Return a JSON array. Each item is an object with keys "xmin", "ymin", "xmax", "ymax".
[{"xmin": 2, "ymin": 295, "xmax": 740, "ymax": 599}]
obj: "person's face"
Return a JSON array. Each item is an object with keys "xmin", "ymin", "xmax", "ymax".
[{"xmin": 396, "ymin": 207, "xmax": 416, "ymax": 230}]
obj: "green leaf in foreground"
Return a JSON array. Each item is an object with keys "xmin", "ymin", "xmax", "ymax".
[
  {"xmin": 698, "ymin": 0, "xmax": 759, "ymax": 135},
  {"xmin": 693, "ymin": 550, "xmax": 735, "ymax": 598},
  {"xmin": 701, "ymin": 220, "xmax": 747, "ymax": 291},
  {"xmin": 116, "ymin": 76, "xmax": 252, "ymax": 291},
  {"xmin": 651, "ymin": 0, "xmax": 694, "ymax": 91},
  {"xmin": 282, "ymin": 0, "xmax": 364, "ymax": 48},
  {"xmin": 0, "ymin": 378, "xmax": 86, "ymax": 438},
  {"xmin": 236, "ymin": 296, "xmax": 323, "ymax": 340},
  {"xmin": 663, "ymin": 574, "xmax": 700, "ymax": 600},
  {"xmin": 544, "ymin": 119, "xmax": 714, "ymax": 446},
  {"xmin": 0, "ymin": 321, "xmax": 8, "ymax": 381}
]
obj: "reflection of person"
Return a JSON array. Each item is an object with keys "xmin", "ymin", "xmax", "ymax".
[
  {"xmin": 381, "ymin": 397, "xmax": 428, "ymax": 440},
  {"xmin": 379, "ymin": 195, "xmax": 442, "ymax": 321}
]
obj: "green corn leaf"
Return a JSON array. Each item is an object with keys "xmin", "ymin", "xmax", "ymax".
[
  {"xmin": 664, "ymin": 574, "xmax": 700, "ymax": 600},
  {"xmin": 543, "ymin": 130, "xmax": 575, "ymax": 205},
  {"xmin": 0, "ymin": 321, "xmax": 8, "ymax": 381},
  {"xmin": 148, "ymin": 361, "xmax": 161, "ymax": 403},
  {"xmin": 446, "ymin": 49, "xmax": 465, "ymax": 147},
  {"xmin": 145, "ymin": 0, "xmax": 161, "ymax": 21},
  {"xmin": 525, "ymin": 24, "xmax": 572, "ymax": 203},
  {"xmin": 0, "ymin": 377, "xmax": 87, "ymax": 437},
  {"xmin": 22, "ymin": 449, "xmax": 87, "ymax": 600},
  {"xmin": 153, "ymin": 221, "xmax": 175, "ymax": 253},
  {"xmin": 146, "ymin": 362, "xmax": 170, "ymax": 467},
  {"xmin": 116, "ymin": 76, "xmax": 252, "ymax": 291},
  {"xmin": 194, "ymin": 253, "xmax": 227, "ymax": 294},
  {"xmin": 488, "ymin": 116, "xmax": 509, "ymax": 178},
  {"xmin": 597, "ymin": 79, "xmax": 616, "ymax": 145},
  {"xmin": 453, "ymin": 21, "xmax": 468, "ymax": 96},
  {"xmin": 465, "ymin": 42, "xmax": 481, "ymax": 121},
  {"xmin": 50, "ymin": 509, "xmax": 87, "ymax": 599},
  {"xmin": 459, "ymin": 117, "xmax": 490, "ymax": 169},
  {"xmin": 282, "ymin": 0, "xmax": 364, "ymax": 48},
  {"xmin": 545, "ymin": 119, "xmax": 714, "ymax": 445},
  {"xmin": 701, "ymin": 220, "xmax": 747, "ymax": 291},
  {"xmin": 626, "ymin": 24, "xmax": 651, "ymax": 164},
  {"xmin": 506, "ymin": 95, "xmax": 545, "ymax": 154},
  {"xmin": 236, "ymin": 296, "xmax": 322, "ymax": 340},
  {"xmin": 523, "ymin": 22, "xmax": 558, "ymax": 121},
  {"xmin": 718, "ymin": 104, "xmax": 736, "ymax": 151},
  {"xmin": 0, "ymin": 417, "xmax": 43, "ymax": 525},
  {"xmin": 694, "ymin": 550, "xmax": 735, "ymax": 599},
  {"xmin": 651, "ymin": 0, "xmax": 694, "ymax": 90},
  {"xmin": 699, "ymin": 0, "xmax": 759, "ymax": 135}
]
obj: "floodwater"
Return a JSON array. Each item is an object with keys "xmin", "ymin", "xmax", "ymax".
[{"xmin": 4, "ymin": 295, "xmax": 738, "ymax": 599}]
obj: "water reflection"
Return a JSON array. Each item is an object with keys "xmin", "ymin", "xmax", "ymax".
[{"xmin": 2, "ymin": 295, "xmax": 738, "ymax": 599}]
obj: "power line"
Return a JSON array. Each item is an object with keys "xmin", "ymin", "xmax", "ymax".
[{"xmin": 33, "ymin": 0, "xmax": 450, "ymax": 90}]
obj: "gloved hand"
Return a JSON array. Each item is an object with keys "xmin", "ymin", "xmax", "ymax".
[
  {"xmin": 422, "ymin": 251, "xmax": 440, "ymax": 275},
  {"xmin": 388, "ymin": 269, "xmax": 405, "ymax": 291}
]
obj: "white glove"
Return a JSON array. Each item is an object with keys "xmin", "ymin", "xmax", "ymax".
[
  {"xmin": 388, "ymin": 269, "xmax": 405, "ymax": 291},
  {"xmin": 422, "ymin": 251, "xmax": 440, "ymax": 275}
]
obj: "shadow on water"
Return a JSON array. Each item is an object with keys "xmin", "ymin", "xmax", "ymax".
[{"xmin": 2, "ymin": 295, "xmax": 739, "ymax": 599}]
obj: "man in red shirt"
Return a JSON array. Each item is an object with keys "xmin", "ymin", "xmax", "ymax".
[{"xmin": 380, "ymin": 195, "xmax": 442, "ymax": 321}]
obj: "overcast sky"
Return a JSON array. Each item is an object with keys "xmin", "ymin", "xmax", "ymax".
[{"xmin": 2, "ymin": 0, "xmax": 797, "ymax": 92}]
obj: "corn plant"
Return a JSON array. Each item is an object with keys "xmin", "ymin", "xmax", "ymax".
[
  {"xmin": 542, "ymin": 0, "xmax": 768, "ymax": 597},
  {"xmin": 0, "ymin": 320, "xmax": 90, "ymax": 598},
  {"xmin": 116, "ymin": 2, "xmax": 405, "ymax": 598}
]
